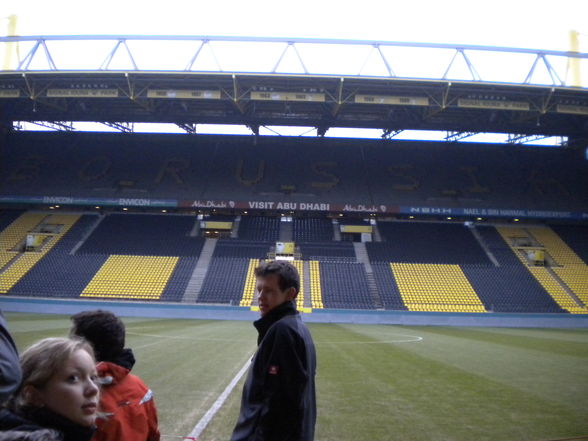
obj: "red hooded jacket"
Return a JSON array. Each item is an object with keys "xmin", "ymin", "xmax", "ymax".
[{"xmin": 94, "ymin": 360, "xmax": 160, "ymax": 441}]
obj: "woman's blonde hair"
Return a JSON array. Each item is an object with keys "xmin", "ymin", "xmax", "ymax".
[{"xmin": 14, "ymin": 337, "xmax": 95, "ymax": 409}]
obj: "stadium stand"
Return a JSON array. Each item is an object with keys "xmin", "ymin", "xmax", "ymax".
[
  {"xmin": 292, "ymin": 260, "xmax": 306, "ymax": 310},
  {"xmin": 0, "ymin": 210, "xmax": 24, "ymax": 232},
  {"xmin": 299, "ymin": 242, "xmax": 356, "ymax": 262},
  {"xmin": 198, "ymin": 257, "xmax": 251, "ymax": 305},
  {"xmin": 460, "ymin": 265, "xmax": 563, "ymax": 313},
  {"xmin": 371, "ymin": 263, "xmax": 407, "ymax": 310},
  {"xmin": 237, "ymin": 216, "xmax": 280, "ymax": 242},
  {"xmin": 550, "ymin": 224, "xmax": 588, "ymax": 264},
  {"xmin": 78, "ymin": 214, "xmax": 204, "ymax": 257},
  {"xmin": 81, "ymin": 255, "xmax": 179, "ymax": 300},
  {"xmin": 309, "ymin": 260, "xmax": 324, "ymax": 309},
  {"xmin": 1, "ymin": 131, "xmax": 587, "ymax": 316},
  {"xmin": 239, "ymin": 259, "xmax": 260, "ymax": 307},
  {"xmin": 2, "ymin": 208, "xmax": 584, "ymax": 313},
  {"xmin": 4, "ymin": 214, "xmax": 198, "ymax": 302},
  {"xmin": 320, "ymin": 262, "xmax": 375, "ymax": 309},
  {"xmin": 466, "ymin": 225, "xmax": 576, "ymax": 313},
  {"xmin": 293, "ymin": 217, "xmax": 333, "ymax": 242},
  {"xmin": 7, "ymin": 214, "xmax": 108, "ymax": 298},
  {"xmin": 391, "ymin": 263, "xmax": 486, "ymax": 312},
  {"xmin": 3, "ymin": 133, "xmax": 587, "ymax": 212},
  {"xmin": 0, "ymin": 213, "xmax": 80, "ymax": 293},
  {"xmin": 213, "ymin": 240, "xmax": 271, "ymax": 259},
  {"xmin": 367, "ymin": 221, "xmax": 490, "ymax": 265}
]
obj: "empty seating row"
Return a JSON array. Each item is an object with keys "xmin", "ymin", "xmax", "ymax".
[
  {"xmin": 368, "ymin": 222, "xmax": 491, "ymax": 265},
  {"xmin": 78, "ymin": 214, "xmax": 204, "ymax": 257},
  {"xmin": 238, "ymin": 216, "xmax": 280, "ymax": 241},
  {"xmin": 320, "ymin": 262, "xmax": 375, "ymax": 309},
  {"xmin": 213, "ymin": 240, "xmax": 271, "ymax": 258},
  {"xmin": 293, "ymin": 218, "xmax": 333, "ymax": 242},
  {"xmin": 550, "ymin": 224, "xmax": 588, "ymax": 264},
  {"xmin": 198, "ymin": 257, "xmax": 250, "ymax": 304},
  {"xmin": 392, "ymin": 263, "xmax": 486, "ymax": 313},
  {"xmin": 298, "ymin": 242, "xmax": 356, "ymax": 262}
]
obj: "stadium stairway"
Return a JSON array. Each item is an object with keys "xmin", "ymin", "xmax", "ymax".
[
  {"xmin": 230, "ymin": 216, "xmax": 241, "ymax": 238},
  {"xmin": 353, "ymin": 242, "xmax": 383, "ymax": 308},
  {"xmin": 303, "ymin": 261, "xmax": 312, "ymax": 309},
  {"xmin": 332, "ymin": 220, "xmax": 341, "ymax": 241},
  {"xmin": 468, "ymin": 224, "xmax": 500, "ymax": 266},
  {"xmin": 279, "ymin": 220, "xmax": 293, "ymax": 242},
  {"xmin": 496, "ymin": 226, "xmax": 588, "ymax": 314},
  {"xmin": 182, "ymin": 238, "xmax": 218, "ymax": 303},
  {"xmin": 69, "ymin": 215, "xmax": 105, "ymax": 255}
]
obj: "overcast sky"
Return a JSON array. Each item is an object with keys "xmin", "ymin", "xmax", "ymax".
[{"xmin": 3, "ymin": 0, "xmax": 587, "ymax": 51}]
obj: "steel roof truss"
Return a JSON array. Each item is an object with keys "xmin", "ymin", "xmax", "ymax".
[
  {"xmin": 525, "ymin": 54, "xmax": 564, "ymax": 86},
  {"xmin": 100, "ymin": 39, "xmax": 138, "ymax": 71}
]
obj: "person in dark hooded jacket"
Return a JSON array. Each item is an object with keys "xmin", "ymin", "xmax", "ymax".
[
  {"xmin": 0, "ymin": 311, "xmax": 21, "ymax": 405},
  {"xmin": 231, "ymin": 260, "xmax": 317, "ymax": 441},
  {"xmin": 70, "ymin": 310, "xmax": 159, "ymax": 441}
]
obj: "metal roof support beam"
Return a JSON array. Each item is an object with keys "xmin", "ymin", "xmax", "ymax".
[
  {"xmin": 260, "ymin": 125, "xmax": 282, "ymax": 136},
  {"xmin": 100, "ymin": 39, "xmax": 138, "ymax": 71},
  {"xmin": 445, "ymin": 131, "xmax": 475, "ymax": 142},
  {"xmin": 185, "ymin": 40, "xmax": 206, "ymax": 71},
  {"xmin": 316, "ymin": 126, "xmax": 328, "ymax": 137},
  {"xmin": 382, "ymin": 129, "xmax": 403, "ymax": 139},
  {"xmin": 524, "ymin": 54, "xmax": 564, "ymax": 86},
  {"xmin": 176, "ymin": 123, "xmax": 196, "ymax": 134},
  {"xmin": 272, "ymin": 42, "xmax": 308, "ymax": 74},
  {"xmin": 3, "ymin": 36, "xmax": 586, "ymax": 88},
  {"xmin": 442, "ymin": 49, "xmax": 481, "ymax": 81},
  {"xmin": 17, "ymin": 39, "xmax": 57, "ymax": 70},
  {"xmin": 231, "ymin": 74, "xmax": 245, "ymax": 114},
  {"xmin": 375, "ymin": 44, "xmax": 395, "ymax": 77},
  {"xmin": 248, "ymin": 124, "xmax": 259, "ymax": 136},
  {"xmin": 102, "ymin": 121, "xmax": 133, "ymax": 133},
  {"xmin": 507, "ymin": 133, "xmax": 550, "ymax": 144},
  {"xmin": 25, "ymin": 120, "xmax": 74, "ymax": 131},
  {"xmin": 185, "ymin": 39, "xmax": 223, "ymax": 72},
  {"xmin": 359, "ymin": 44, "xmax": 396, "ymax": 77}
]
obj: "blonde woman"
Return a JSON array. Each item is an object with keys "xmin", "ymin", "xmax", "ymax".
[{"xmin": 0, "ymin": 337, "xmax": 100, "ymax": 441}]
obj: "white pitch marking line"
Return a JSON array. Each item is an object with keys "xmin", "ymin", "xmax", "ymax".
[
  {"xmin": 127, "ymin": 331, "xmax": 423, "ymax": 345},
  {"xmin": 187, "ymin": 355, "xmax": 252, "ymax": 440},
  {"xmin": 127, "ymin": 331, "xmax": 251, "ymax": 343}
]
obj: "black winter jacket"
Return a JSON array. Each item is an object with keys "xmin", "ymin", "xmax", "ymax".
[
  {"xmin": 0, "ymin": 408, "xmax": 95, "ymax": 441},
  {"xmin": 231, "ymin": 301, "xmax": 316, "ymax": 441}
]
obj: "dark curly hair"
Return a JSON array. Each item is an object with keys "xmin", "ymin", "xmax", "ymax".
[{"xmin": 70, "ymin": 310, "xmax": 125, "ymax": 362}]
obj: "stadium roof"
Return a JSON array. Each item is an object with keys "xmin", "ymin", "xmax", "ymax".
[{"xmin": 1, "ymin": 36, "xmax": 587, "ymax": 145}]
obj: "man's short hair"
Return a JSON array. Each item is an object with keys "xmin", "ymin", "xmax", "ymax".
[
  {"xmin": 70, "ymin": 309, "xmax": 125, "ymax": 362},
  {"xmin": 254, "ymin": 260, "xmax": 300, "ymax": 297}
]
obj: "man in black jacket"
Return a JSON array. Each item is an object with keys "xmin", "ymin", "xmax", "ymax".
[
  {"xmin": 0, "ymin": 311, "xmax": 21, "ymax": 404},
  {"xmin": 231, "ymin": 261, "xmax": 316, "ymax": 441}
]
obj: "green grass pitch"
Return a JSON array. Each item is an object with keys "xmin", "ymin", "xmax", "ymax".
[{"xmin": 5, "ymin": 312, "xmax": 588, "ymax": 441}]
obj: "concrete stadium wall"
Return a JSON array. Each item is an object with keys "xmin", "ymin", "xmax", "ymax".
[{"xmin": 2, "ymin": 296, "xmax": 588, "ymax": 328}]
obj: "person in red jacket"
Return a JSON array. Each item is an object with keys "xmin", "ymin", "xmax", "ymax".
[{"xmin": 70, "ymin": 310, "xmax": 160, "ymax": 441}]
